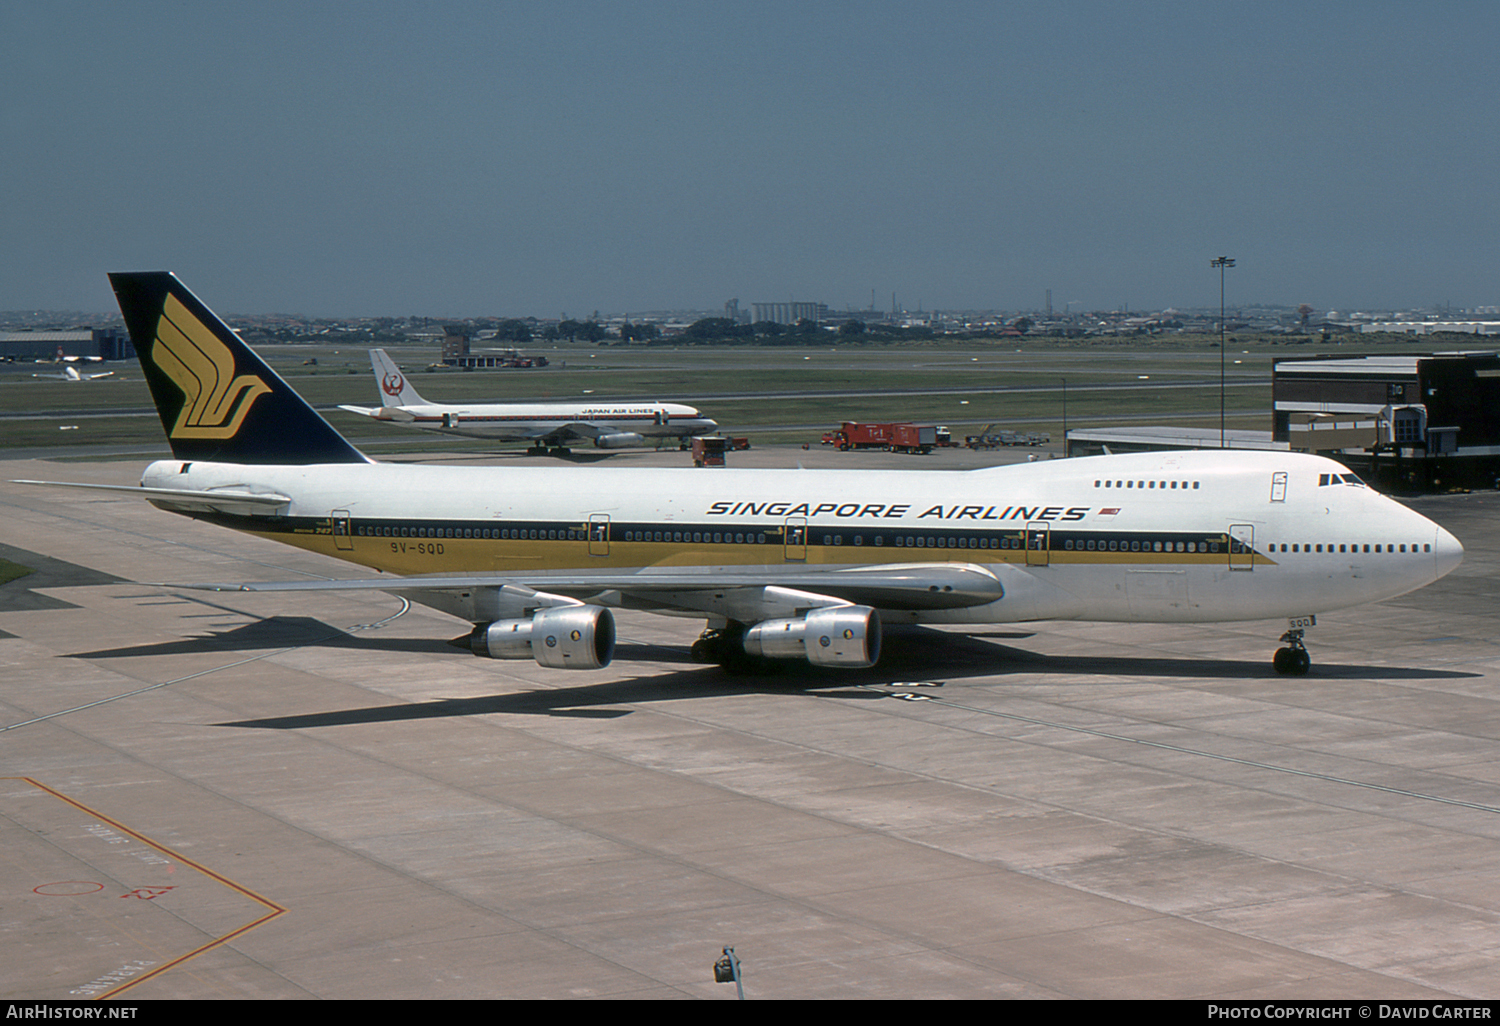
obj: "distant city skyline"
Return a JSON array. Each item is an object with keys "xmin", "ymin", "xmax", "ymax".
[
  {"xmin": 5, "ymin": 293, "xmax": 1490, "ymax": 332},
  {"xmin": 5, "ymin": 1, "xmax": 1499, "ymax": 318}
]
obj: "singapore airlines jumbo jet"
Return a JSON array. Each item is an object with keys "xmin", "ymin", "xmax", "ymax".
[
  {"xmin": 338, "ymin": 348, "xmax": 718, "ymax": 452},
  {"xmin": 19, "ymin": 273, "xmax": 1464, "ymax": 677}
]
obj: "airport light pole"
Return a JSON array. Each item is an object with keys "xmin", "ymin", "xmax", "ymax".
[
  {"xmin": 1211, "ymin": 257, "xmax": 1235, "ymax": 448},
  {"xmin": 1061, "ymin": 377, "xmax": 1067, "ymax": 455}
]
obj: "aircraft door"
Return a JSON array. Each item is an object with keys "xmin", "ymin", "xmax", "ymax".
[
  {"xmin": 1228, "ymin": 524, "xmax": 1255, "ymax": 570},
  {"xmin": 331, "ymin": 509, "xmax": 353, "ymax": 551},
  {"xmin": 589, "ymin": 514, "xmax": 610, "ymax": 557},
  {"xmin": 1270, "ymin": 471, "xmax": 1287, "ymax": 503},
  {"xmin": 784, "ymin": 517, "xmax": 807, "ymax": 562},
  {"xmin": 1026, "ymin": 522, "xmax": 1050, "ymax": 566}
]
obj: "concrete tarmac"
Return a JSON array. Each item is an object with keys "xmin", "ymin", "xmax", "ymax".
[{"xmin": 2, "ymin": 448, "xmax": 1498, "ymax": 1000}]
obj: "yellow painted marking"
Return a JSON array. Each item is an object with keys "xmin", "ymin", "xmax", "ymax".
[
  {"xmin": 3, "ymin": 777, "xmax": 287, "ymax": 999},
  {"xmin": 237, "ymin": 529, "xmax": 1276, "ymax": 575}
]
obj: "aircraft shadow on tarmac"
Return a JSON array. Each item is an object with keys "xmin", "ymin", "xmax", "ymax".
[
  {"xmin": 191, "ymin": 624, "xmax": 1480, "ymax": 732},
  {"xmin": 0, "ymin": 543, "xmax": 126, "ymax": 615},
  {"xmin": 68, "ymin": 614, "xmax": 458, "ymax": 659}
]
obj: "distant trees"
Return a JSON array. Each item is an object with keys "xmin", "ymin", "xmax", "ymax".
[
  {"xmin": 619, "ymin": 321, "xmax": 660, "ymax": 342},
  {"xmin": 556, "ymin": 318, "xmax": 605, "ymax": 343},
  {"xmin": 494, "ymin": 318, "xmax": 533, "ymax": 344},
  {"xmin": 683, "ymin": 317, "xmax": 754, "ymax": 341}
]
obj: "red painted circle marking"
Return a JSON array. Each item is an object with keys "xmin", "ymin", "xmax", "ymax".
[{"xmin": 34, "ymin": 881, "xmax": 105, "ymax": 896}]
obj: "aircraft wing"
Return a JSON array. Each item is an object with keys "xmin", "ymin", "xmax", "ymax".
[
  {"xmin": 533, "ymin": 422, "xmax": 601, "ymax": 443},
  {"xmin": 337, "ymin": 404, "xmax": 417, "ymax": 422},
  {"xmin": 169, "ymin": 562, "xmax": 1003, "ymax": 614}
]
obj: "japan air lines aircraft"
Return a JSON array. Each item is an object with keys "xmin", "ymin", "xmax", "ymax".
[
  {"xmin": 19, "ymin": 273, "xmax": 1464, "ymax": 677},
  {"xmin": 337, "ymin": 348, "xmax": 717, "ymax": 452}
]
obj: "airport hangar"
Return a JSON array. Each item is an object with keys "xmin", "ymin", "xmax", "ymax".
[
  {"xmin": 0, "ymin": 328, "xmax": 131, "ymax": 363},
  {"xmin": 1066, "ymin": 350, "xmax": 1500, "ymax": 493}
]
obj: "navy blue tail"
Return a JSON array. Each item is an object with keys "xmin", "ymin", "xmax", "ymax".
[{"xmin": 109, "ymin": 272, "xmax": 367, "ymax": 465}]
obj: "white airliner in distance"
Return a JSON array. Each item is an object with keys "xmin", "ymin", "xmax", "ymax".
[
  {"xmin": 17, "ymin": 273, "xmax": 1464, "ymax": 678},
  {"xmin": 337, "ymin": 348, "xmax": 718, "ymax": 452},
  {"xmin": 32, "ymin": 364, "xmax": 114, "ymax": 381}
]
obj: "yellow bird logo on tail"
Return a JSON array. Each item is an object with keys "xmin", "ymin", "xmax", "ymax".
[{"xmin": 153, "ymin": 293, "xmax": 271, "ymax": 439}]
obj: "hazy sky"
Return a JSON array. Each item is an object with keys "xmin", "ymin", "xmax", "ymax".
[{"xmin": 5, "ymin": 1, "xmax": 1499, "ymax": 318}]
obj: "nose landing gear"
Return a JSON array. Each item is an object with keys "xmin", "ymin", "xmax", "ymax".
[{"xmin": 1273, "ymin": 627, "xmax": 1311, "ymax": 675}]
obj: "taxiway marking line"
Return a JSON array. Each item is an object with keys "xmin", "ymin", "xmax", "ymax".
[{"xmin": 4, "ymin": 776, "xmax": 289, "ymax": 998}]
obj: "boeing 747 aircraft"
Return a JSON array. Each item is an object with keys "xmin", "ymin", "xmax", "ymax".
[
  {"xmin": 18, "ymin": 273, "xmax": 1464, "ymax": 677},
  {"xmin": 338, "ymin": 348, "xmax": 717, "ymax": 452}
]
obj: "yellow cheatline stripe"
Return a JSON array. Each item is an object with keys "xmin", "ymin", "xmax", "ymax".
[{"xmin": 241, "ymin": 529, "xmax": 1274, "ymax": 575}]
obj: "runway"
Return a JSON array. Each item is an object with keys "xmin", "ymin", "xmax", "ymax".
[{"xmin": 2, "ymin": 450, "xmax": 1498, "ymax": 999}]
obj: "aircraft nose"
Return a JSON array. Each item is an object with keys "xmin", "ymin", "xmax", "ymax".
[{"xmin": 1433, "ymin": 523, "xmax": 1464, "ymax": 580}]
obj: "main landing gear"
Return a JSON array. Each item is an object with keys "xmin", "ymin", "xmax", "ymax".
[
  {"xmin": 1272, "ymin": 627, "xmax": 1311, "ymax": 675},
  {"xmin": 691, "ymin": 623, "xmax": 762, "ymax": 675}
]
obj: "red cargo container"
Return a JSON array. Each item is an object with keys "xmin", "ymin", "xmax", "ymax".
[
  {"xmin": 826, "ymin": 422, "xmax": 895, "ymax": 450},
  {"xmin": 889, "ymin": 423, "xmax": 937, "ymax": 454}
]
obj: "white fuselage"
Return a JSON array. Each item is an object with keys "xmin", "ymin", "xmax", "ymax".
[
  {"xmin": 364, "ymin": 400, "xmax": 717, "ymax": 443},
  {"xmin": 141, "ymin": 449, "xmax": 1462, "ymax": 625}
]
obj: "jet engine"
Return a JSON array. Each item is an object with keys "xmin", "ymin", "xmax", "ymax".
[
  {"xmin": 465, "ymin": 605, "xmax": 615, "ymax": 669},
  {"xmin": 593, "ymin": 432, "xmax": 646, "ymax": 449},
  {"xmin": 742, "ymin": 605, "xmax": 881, "ymax": 668}
]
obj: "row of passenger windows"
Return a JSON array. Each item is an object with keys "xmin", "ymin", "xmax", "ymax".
[
  {"xmin": 354, "ymin": 522, "xmax": 1225, "ymax": 554},
  {"xmin": 1269, "ymin": 542, "xmax": 1430, "ymax": 554},
  {"xmin": 359, "ymin": 525, "xmax": 585, "ymax": 541},
  {"xmin": 627, "ymin": 530, "xmax": 767, "ymax": 545},
  {"xmin": 1063, "ymin": 538, "xmax": 1219, "ymax": 553},
  {"xmin": 1094, "ymin": 480, "xmax": 1200, "ymax": 489}
]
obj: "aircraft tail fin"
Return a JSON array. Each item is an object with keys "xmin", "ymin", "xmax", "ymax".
[
  {"xmin": 370, "ymin": 348, "xmax": 428, "ymax": 407},
  {"xmin": 108, "ymin": 272, "xmax": 369, "ymax": 465}
]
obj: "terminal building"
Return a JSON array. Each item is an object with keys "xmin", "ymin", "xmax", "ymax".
[
  {"xmin": 0, "ymin": 328, "xmax": 130, "ymax": 363},
  {"xmin": 1272, "ymin": 352, "xmax": 1500, "ymax": 490},
  {"xmin": 1065, "ymin": 426, "xmax": 1286, "ymax": 457},
  {"xmin": 1064, "ymin": 352, "xmax": 1500, "ymax": 492}
]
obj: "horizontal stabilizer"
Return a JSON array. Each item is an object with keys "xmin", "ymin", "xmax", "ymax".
[{"xmin": 13, "ymin": 479, "xmax": 292, "ymax": 511}]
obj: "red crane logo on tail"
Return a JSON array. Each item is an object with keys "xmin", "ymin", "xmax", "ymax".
[{"xmin": 381, "ymin": 371, "xmax": 405, "ymax": 398}]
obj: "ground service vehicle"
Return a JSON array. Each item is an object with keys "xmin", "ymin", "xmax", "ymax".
[
  {"xmin": 692, "ymin": 436, "xmax": 728, "ymax": 466},
  {"xmin": 890, "ymin": 424, "xmax": 937, "ymax": 454},
  {"xmin": 822, "ymin": 422, "xmax": 894, "ymax": 450}
]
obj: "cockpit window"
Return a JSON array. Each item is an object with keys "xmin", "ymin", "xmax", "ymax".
[{"xmin": 1318, "ymin": 473, "xmax": 1366, "ymax": 487}]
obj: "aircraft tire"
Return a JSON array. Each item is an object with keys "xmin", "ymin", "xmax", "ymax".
[{"xmin": 1273, "ymin": 647, "xmax": 1311, "ymax": 675}]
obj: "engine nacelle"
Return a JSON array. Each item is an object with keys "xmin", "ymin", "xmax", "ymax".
[
  {"xmin": 468, "ymin": 605, "xmax": 615, "ymax": 669},
  {"xmin": 743, "ymin": 605, "xmax": 881, "ymax": 668},
  {"xmin": 593, "ymin": 432, "xmax": 646, "ymax": 449}
]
